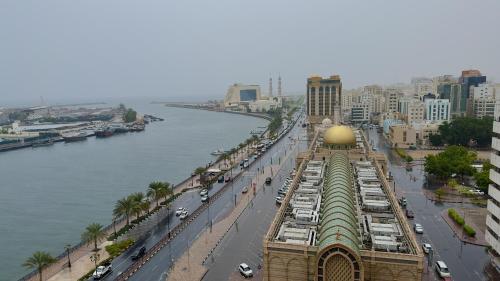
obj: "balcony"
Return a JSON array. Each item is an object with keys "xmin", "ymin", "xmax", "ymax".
[
  {"xmin": 493, "ymin": 137, "xmax": 500, "ymax": 152},
  {"xmin": 491, "ymin": 153, "xmax": 500, "ymax": 168},
  {"xmin": 494, "ymin": 121, "xmax": 500, "ymax": 134},
  {"xmin": 490, "ymin": 169, "xmax": 500, "ymax": 186},
  {"xmin": 487, "ymin": 200, "xmax": 500, "ymax": 223},
  {"xmin": 486, "ymin": 215, "xmax": 500, "ymax": 236}
]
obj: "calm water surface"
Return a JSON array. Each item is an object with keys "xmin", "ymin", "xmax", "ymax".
[{"xmin": 0, "ymin": 102, "xmax": 267, "ymax": 280}]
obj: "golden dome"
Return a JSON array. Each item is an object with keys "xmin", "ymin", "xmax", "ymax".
[{"xmin": 324, "ymin": 125, "xmax": 356, "ymax": 145}]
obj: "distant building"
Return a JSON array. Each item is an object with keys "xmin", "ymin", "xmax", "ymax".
[
  {"xmin": 437, "ymin": 82, "xmax": 463, "ymax": 118},
  {"xmin": 306, "ymin": 75, "xmax": 342, "ymax": 124},
  {"xmin": 425, "ymin": 99, "xmax": 451, "ymax": 122},
  {"xmin": 389, "ymin": 124, "xmax": 416, "ymax": 148},
  {"xmin": 406, "ymin": 100, "xmax": 425, "ymax": 125},
  {"xmin": 470, "ymin": 83, "xmax": 497, "ymax": 118},
  {"xmin": 384, "ymin": 88, "xmax": 402, "ymax": 113},
  {"xmin": 224, "ymin": 83, "xmax": 281, "ymax": 112},
  {"xmin": 351, "ymin": 102, "xmax": 370, "ymax": 124},
  {"xmin": 411, "ymin": 77, "xmax": 433, "ymax": 98},
  {"xmin": 413, "ymin": 122, "xmax": 440, "ymax": 146},
  {"xmin": 460, "ymin": 70, "xmax": 486, "ymax": 117}
]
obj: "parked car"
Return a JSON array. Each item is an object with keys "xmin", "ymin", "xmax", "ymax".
[
  {"xmin": 225, "ymin": 176, "xmax": 231, "ymax": 182},
  {"xmin": 199, "ymin": 189, "xmax": 208, "ymax": 196},
  {"xmin": 238, "ymin": 263, "xmax": 253, "ymax": 278},
  {"xmin": 422, "ymin": 243, "xmax": 432, "ymax": 254},
  {"xmin": 175, "ymin": 207, "xmax": 186, "ymax": 216},
  {"xmin": 179, "ymin": 211, "xmax": 188, "ymax": 220},
  {"xmin": 471, "ymin": 189, "xmax": 484, "ymax": 195},
  {"xmin": 406, "ymin": 209, "xmax": 415, "ymax": 219},
  {"xmin": 131, "ymin": 246, "xmax": 146, "ymax": 261},
  {"xmin": 399, "ymin": 197, "xmax": 407, "ymax": 208},
  {"xmin": 435, "ymin": 261, "xmax": 451, "ymax": 278},
  {"xmin": 275, "ymin": 196, "xmax": 283, "ymax": 205},
  {"xmin": 201, "ymin": 195, "xmax": 209, "ymax": 203},
  {"xmin": 218, "ymin": 176, "xmax": 224, "ymax": 183},
  {"xmin": 92, "ymin": 262, "xmax": 112, "ymax": 279},
  {"xmin": 242, "ymin": 186, "xmax": 249, "ymax": 193},
  {"xmin": 265, "ymin": 177, "xmax": 272, "ymax": 185},
  {"xmin": 414, "ymin": 223, "xmax": 424, "ymax": 234}
]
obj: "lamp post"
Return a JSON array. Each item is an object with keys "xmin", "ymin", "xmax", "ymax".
[
  {"xmin": 64, "ymin": 244, "xmax": 71, "ymax": 268},
  {"xmin": 90, "ymin": 252, "xmax": 100, "ymax": 273}
]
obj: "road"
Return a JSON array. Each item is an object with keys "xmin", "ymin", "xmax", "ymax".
[
  {"xmin": 98, "ymin": 111, "xmax": 305, "ymax": 281},
  {"xmin": 202, "ymin": 118, "xmax": 308, "ymax": 281},
  {"xmin": 365, "ymin": 127, "xmax": 490, "ymax": 281}
]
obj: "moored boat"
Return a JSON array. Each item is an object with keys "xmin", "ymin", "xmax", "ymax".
[{"xmin": 62, "ymin": 132, "xmax": 87, "ymax": 142}]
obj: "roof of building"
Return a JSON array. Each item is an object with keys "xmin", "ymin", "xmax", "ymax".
[
  {"xmin": 317, "ymin": 153, "xmax": 360, "ymax": 253},
  {"xmin": 323, "ymin": 125, "xmax": 356, "ymax": 145}
]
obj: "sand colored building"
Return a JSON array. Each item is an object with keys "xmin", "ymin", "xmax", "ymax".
[
  {"xmin": 263, "ymin": 124, "xmax": 423, "ymax": 281},
  {"xmin": 306, "ymin": 75, "xmax": 342, "ymax": 124}
]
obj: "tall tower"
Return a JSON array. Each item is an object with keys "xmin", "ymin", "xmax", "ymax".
[
  {"xmin": 269, "ymin": 77, "xmax": 273, "ymax": 97},
  {"xmin": 278, "ymin": 76, "xmax": 282, "ymax": 97}
]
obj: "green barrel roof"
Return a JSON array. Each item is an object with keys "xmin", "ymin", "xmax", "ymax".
[{"xmin": 317, "ymin": 153, "xmax": 360, "ymax": 253}]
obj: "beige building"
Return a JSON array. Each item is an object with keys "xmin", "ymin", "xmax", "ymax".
[
  {"xmin": 388, "ymin": 124, "xmax": 416, "ymax": 148},
  {"xmin": 406, "ymin": 101, "xmax": 425, "ymax": 125},
  {"xmin": 413, "ymin": 122, "xmax": 440, "ymax": 146},
  {"xmin": 384, "ymin": 89, "xmax": 403, "ymax": 113},
  {"xmin": 263, "ymin": 125, "xmax": 423, "ymax": 281},
  {"xmin": 307, "ymin": 75, "xmax": 342, "ymax": 124}
]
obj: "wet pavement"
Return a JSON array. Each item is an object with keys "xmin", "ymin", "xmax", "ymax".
[{"xmin": 365, "ymin": 128, "xmax": 490, "ymax": 281}]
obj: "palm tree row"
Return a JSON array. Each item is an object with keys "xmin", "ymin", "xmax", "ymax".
[{"xmin": 113, "ymin": 181, "xmax": 173, "ymax": 226}]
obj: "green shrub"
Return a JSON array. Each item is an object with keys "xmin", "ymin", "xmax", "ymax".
[
  {"xmin": 105, "ymin": 239, "xmax": 135, "ymax": 257},
  {"xmin": 448, "ymin": 209, "xmax": 465, "ymax": 226},
  {"xmin": 463, "ymin": 224, "xmax": 476, "ymax": 237}
]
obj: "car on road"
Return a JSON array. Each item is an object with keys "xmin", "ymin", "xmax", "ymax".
[
  {"xmin": 131, "ymin": 246, "xmax": 146, "ymax": 261},
  {"xmin": 414, "ymin": 223, "xmax": 424, "ymax": 234},
  {"xmin": 218, "ymin": 176, "xmax": 224, "ymax": 183},
  {"xmin": 399, "ymin": 197, "xmax": 407, "ymax": 208},
  {"xmin": 406, "ymin": 209, "xmax": 415, "ymax": 219},
  {"xmin": 175, "ymin": 207, "xmax": 187, "ymax": 216},
  {"xmin": 92, "ymin": 262, "xmax": 112, "ymax": 279},
  {"xmin": 422, "ymin": 243, "xmax": 432, "ymax": 254},
  {"xmin": 275, "ymin": 196, "xmax": 283, "ymax": 205},
  {"xmin": 238, "ymin": 263, "xmax": 253, "ymax": 278},
  {"xmin": 179, "ymin": 211, "xmax": 189, "ymax": 220},
  {"xmin": 225, "ymin": 176, "xmax": 231, "ymax": 182},
  {"xmin": 435, "ymin": 260, "xmax": 451, "ymax": 278},
  {"xmin": 242, "ymin": 186, "xmax": 248, "ymax": 193},
  {"xmin": 201, "ymin": 195, "xmax": 209, "ymax": 203},
  {"xmin": 471, "ymin": 189, "xmax": 484, "ymax": 195},
  {"xmin": 265, "ymin": 177, "xmax": 272, "ymax": 185},
  {"xmin": 199, "ymin": 189, "xmax": 208, "ymax": 196}
]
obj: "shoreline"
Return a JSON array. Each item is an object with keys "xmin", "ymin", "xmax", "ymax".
[{"xmin": 18, "ymin": 106, "xmax": 270, "ymax": 281}]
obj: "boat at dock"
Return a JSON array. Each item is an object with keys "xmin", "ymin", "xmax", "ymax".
[
  {"xmin": 95, "ymin": 128, "xmax": 114, "ymax": 138},
  {"xmin": 32, "ymin": 139, "xmax": 54, "ymax": 147},
  {"xmin": 62, "ymin": 132, "xmax": 88, "ymax": 142},
  {"xmin": 210, "ymin": 149, "xmax": 225, "ymax": 156}
]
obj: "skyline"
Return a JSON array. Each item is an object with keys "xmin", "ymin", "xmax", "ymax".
[{"xmin": 1, "ymin": 0, "xmax": 500, "ymax": 105}]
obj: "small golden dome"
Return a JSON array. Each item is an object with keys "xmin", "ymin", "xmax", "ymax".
[{"xmin": 324, "ymin": 125, "xmax": 356, "ymax": 145}]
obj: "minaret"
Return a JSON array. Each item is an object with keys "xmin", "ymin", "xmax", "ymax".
[
  {"xmin": 278, "ymin": 75, "xmax": 282, "ymax": 96},
  {"xmin": 269, "ymin": 77, "xmax": 273, "ymax": 97}
]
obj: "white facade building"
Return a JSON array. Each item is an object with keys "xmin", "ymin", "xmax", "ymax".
[
  {"xmin": 351, "ymin": 102, "xmax": 370, "ymax": 123},
  {"xmin": 425, "ymin": 99, "xmax": 450, "ymax": 122},
  {"xmin": 487, "ymin": 101, "xmax": 500, "ymax": 272}
]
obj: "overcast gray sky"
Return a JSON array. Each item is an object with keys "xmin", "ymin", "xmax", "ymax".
[{"xmin": 1, "ymin": 0, "xmax": 499, "ymax": 105}]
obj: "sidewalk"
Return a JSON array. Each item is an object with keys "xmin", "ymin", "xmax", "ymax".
[
  {"xmin": 441, "ymin": 208, "xmax": 488, "ymax": 246},
  {"xmin": 38, "ymin": 146, "xmax": 255, "ymax": 281},
  {"xmin": 166, "ymin": 164, "xmax": 278, "ymax": 281}
]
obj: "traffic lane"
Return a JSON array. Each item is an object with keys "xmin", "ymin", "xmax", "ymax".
[
  {"xmin": 203, "ymin": 147, "xmax": 296, "ymax": 280},
  {"xmin": 122, "ymin": 119, "xmax": 303, "ymax": 280},
  {"xmin": 388, "ymin": 151, "xmax": 488, "ymax": 280}
]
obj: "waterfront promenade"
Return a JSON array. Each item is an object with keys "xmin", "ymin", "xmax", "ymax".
[{"xmin": 40, "ymin": 144, "xmax": 256, "ymax": 281}]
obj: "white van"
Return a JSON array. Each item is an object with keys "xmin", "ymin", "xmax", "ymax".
[{"xmin": 435, "ymin": 261, "xmax": 451, "ymax": 278}]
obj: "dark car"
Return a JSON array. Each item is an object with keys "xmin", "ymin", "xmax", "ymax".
[
  {"xmin": 131, "ymin": 246, "xmax": 146, "ymax": 261},
  {"xmin": 217, "ymin": 176, "xmax": 224, "ymax": 183},
  {"xmin": 406, "ymin": 209, "xmax": 415, "ymax": 219},
  {"xmin": 225, "ymin": 176, "xmax": 231, "ymax": 182},
  {"xmin": 265, "ymin": 177, "xmax": 272, "ymax": 185}
]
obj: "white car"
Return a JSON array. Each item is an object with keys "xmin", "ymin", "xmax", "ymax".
[
  {"xmin": 238, "ymin": 263, "xmax": 253, "ymax": 278},
  {"xmin": 275, "ymin": 196, "xmax": 283, "ymax": 205},
  {"xmin": 175, "ymin": 207, "xmax": 186, "ymax": 216},
  {"xmin": 421, "ymin": 243, "xmax": 432, "ymax": 254},
  {"xmin": 92, "ymin": 262, "xmax": 112, "ymax": 279},
  {"xmin": 201, "ymin": 195, "xmax": 209, "ymax": 203},
  {"xmin": 471, "ymin": 189, "xmax": 484, "ymax": 195},
  {"xmin": 435, "ymin": 261, "xmax": 451, "ymax": 278},
  {"xmin": 199, "ymin": 189, "xmax": 208, "ymax": 196},
  {"xmin": 179, "ymin": 211, "xmax": 188, "ymax": 220},
  {"xmin": 414, "ymin": 223, "xmax": 424, "ymax": 234}
]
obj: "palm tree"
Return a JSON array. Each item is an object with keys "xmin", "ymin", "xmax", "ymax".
[
  {"xmin": 160, "ymin": 182, "xmax": 173, "ymax": 203},
  {"xmin": 141, "ymin": 199, "xmax": 151, "ymax": 215},
  {"xmin": 148, "ymin": 181, "xmax": 165, "ymax": 208},
  {"xmin": 23, "ymin": 251, "xmax": 56, "ymax": 281},
  {"xmin": 113, "ymin": 196, "xmax": 135, "ymax": 226},
  {"xmin": 81, "ymin": 223, "xmax": 106, "ymax": 251}
]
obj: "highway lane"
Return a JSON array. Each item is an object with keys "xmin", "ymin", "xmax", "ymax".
[
  {"xmin": 366, "ymin": 127, "xmax": 489, "ymax": 281},
  {"xmin": 102, "ymin": 113, "xmax": 305, "ymax": 281},
  {"xmin": 202, "ymin": 125, "xmax": 307, "ymax": 281}
]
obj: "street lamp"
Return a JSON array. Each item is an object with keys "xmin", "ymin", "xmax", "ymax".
[
  {"xmin": 90, "ymin": 252, "xmax": 100, "ymax": 273},
  {"xmin": 64, "ymin": 244, "xmax": 71, "ymax": 268}
]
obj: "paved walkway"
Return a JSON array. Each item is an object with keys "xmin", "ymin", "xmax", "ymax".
[
  {"xmin": 441, "ymin": 208, "xmax": 488, "ymax": 246},
  {"xmin": 39, "ymin": 146, "xmax": 254, "ymax": 281},
  {"xmin": 166, "ymin": 164, "xmax": 277, "ymax": 281}
]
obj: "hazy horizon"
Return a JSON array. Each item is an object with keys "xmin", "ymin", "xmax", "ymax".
[{"xmin": 1, "ymin": 0, "xmax": 499, "ymax": 106}]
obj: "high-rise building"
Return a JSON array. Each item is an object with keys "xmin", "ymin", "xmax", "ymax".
[
  {"xmin": 460, "ymin": 70, "xmax": 486, "ymax": 117},
  {"xmin": 351, "ymin": 102, "xmax": 370, "ymax": 124},
  {"xmin": 406, "ymin": 100, "xmax": 425, "ymax": 125},
  {"xmin": 384, "ymin": 88, "xmax": 402, "ymax": 113},
  {"xmin": 438, "ymin": 82, "xmax": 463, "ymax": 118},
  {"xmin": 306, "ymin": 75, "xmax": 342, "ymax": 124},
  {"xmin": 425, "ymin": 99, "xmax": 451, "ymax": 122},
  {"xmin": 487, "ymin": 101, "xmax": 500, "ymax": 272}
]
